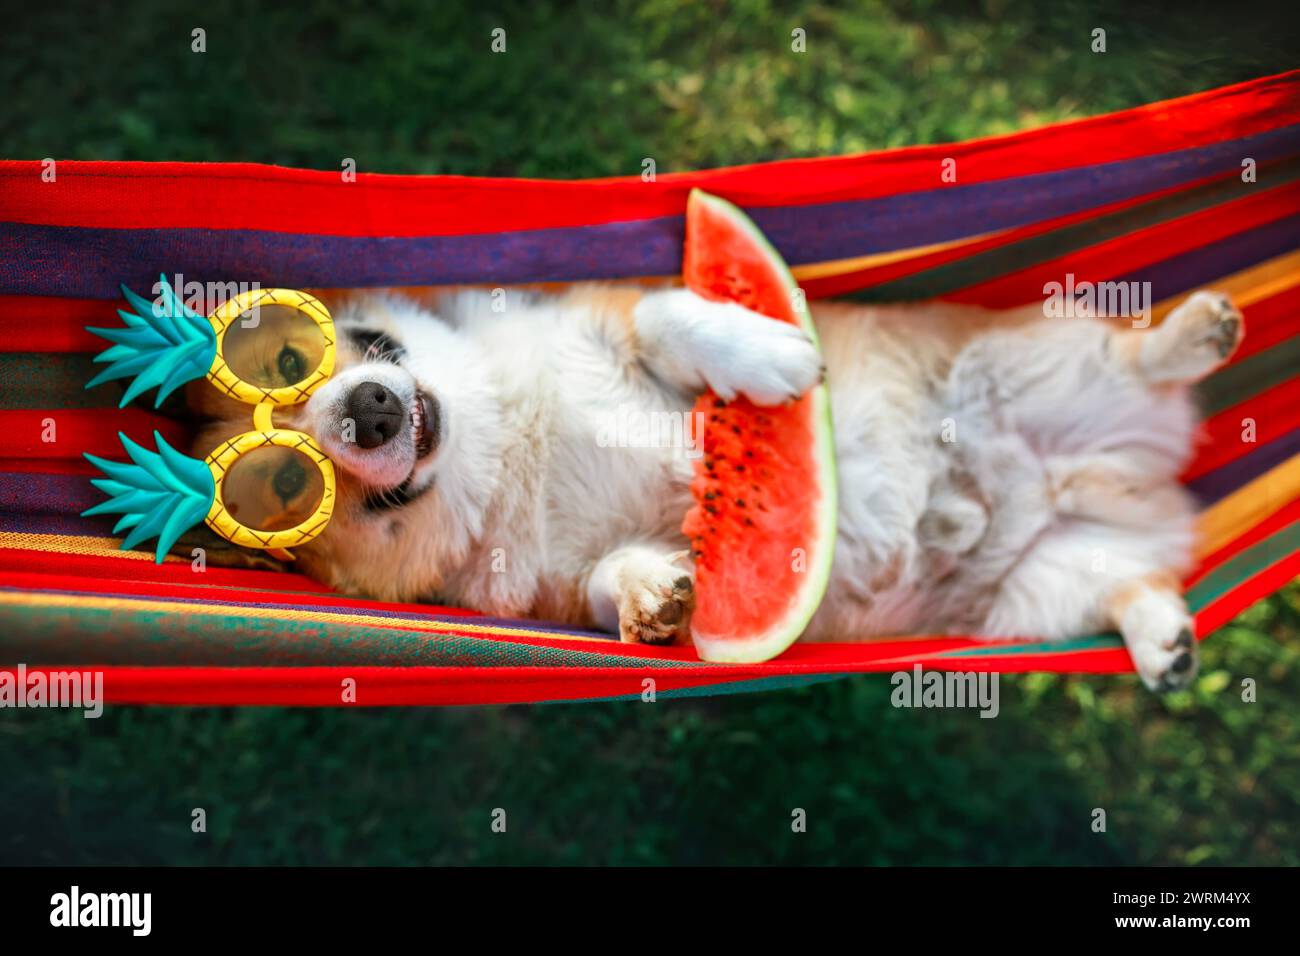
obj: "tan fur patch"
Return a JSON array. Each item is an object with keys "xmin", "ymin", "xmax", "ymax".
[{"xmin": 1104, "ymin": 570, "xmax": 1181, "ymax": 620}]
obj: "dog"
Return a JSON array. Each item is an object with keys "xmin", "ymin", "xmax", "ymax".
[{"xmin": 188, "ymin": 283, "xmax": 1243, "ymax": 691}]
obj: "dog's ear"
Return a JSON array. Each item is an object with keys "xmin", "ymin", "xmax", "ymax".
[{"xmin": 169, "ymin": 525, "xmax": 289, "ymax": 573}]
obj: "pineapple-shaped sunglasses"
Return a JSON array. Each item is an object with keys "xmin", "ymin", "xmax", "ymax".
[{"xmin": 83, "ymin": 277, "xmax": 337, "ymax": 562}]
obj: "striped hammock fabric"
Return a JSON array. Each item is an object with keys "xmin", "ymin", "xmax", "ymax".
[{"xmin": 1, "ymin": 71, "xmax": 1297, "ymax": 705}]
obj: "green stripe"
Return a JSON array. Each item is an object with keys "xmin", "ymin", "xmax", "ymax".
[
  {"xmin": 1196, "ymin": 335, "xmax": 1300, "ymax": 414},
  {"xmin": 556, "ymin": 672, "xmax": 849, "ymax": 704},
  {"xmin": 848, "ymin": 160, "xmax": 1300, "ymax": 302},
  {"xmin": 1185, "ymin": 519, "xmax": 1300, "ymax": 610},
  {"xmin": 0, "ymin": 598, "xmax": 707, "ymax": 669},
  {"xmin": 4, "ymin": 524, "xmax": 1295, "ymax": 673}
]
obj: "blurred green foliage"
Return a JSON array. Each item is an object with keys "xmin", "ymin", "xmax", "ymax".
[
  {"xmin": 1, "ymin": 0, "xmax": 1298, "ymax": 864},
  {"xmin": 5, "ymin": 0, "xmax": 1299, "ymax": 176}
]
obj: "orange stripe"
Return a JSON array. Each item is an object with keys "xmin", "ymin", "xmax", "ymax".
[
  {"xmin": 0, "ymin": 531, "xmax": 185, "ymax": 561},
  {"xmin": 1196, "ymin": 453, "xmax": 1300, "ymax": 558},
  {"xmin": 790, "ymin": 231, "xmax": 1005, "ymax": 282}
]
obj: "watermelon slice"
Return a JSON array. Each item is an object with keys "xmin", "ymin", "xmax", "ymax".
[{"xmin": 681, "ymin": 189, "xmax": 838, "ymax": 663}]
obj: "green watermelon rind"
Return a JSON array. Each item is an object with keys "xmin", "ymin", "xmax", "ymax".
[{"xmin": 685, "ymin": 189, "xmax": 839, "ymax": 664}]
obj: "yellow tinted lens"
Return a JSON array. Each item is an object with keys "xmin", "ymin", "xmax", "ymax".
[
  {"xmin": 222, "ymin": 304, "xmax": 329, "ymax": 389},
  {"xmin": 221, "ymin": 445, "xmax": 326, "ymax": 532}
]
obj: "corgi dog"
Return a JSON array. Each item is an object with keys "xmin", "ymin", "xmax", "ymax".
[{"xmin": 189, "ymin": 284, "xmax": 1242, "ymax": 691}]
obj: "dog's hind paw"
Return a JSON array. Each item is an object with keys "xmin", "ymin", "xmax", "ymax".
[
  {"xmin": 1139, "ymin": 290, "xmax": 1243, "ymax": 383},
  {"xmin": 1113, "ymin": 584, "xmax": 1198, "ymax": 692},
  {"xmin": 1132, "ymin": 626, "xmax": 1198, "ymax": 693}
]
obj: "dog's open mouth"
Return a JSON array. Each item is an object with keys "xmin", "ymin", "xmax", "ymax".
[{"xmin": 411, "ymin": 389, "xmax": 440, "ymax": 460}]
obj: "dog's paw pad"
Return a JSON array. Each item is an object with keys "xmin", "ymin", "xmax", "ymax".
[
  {"xmin": 1133, "ymin": 624, "xmax": 1199, "ymax": 693},
  {"xmin": 1116, "ymin": 589, "xmax": 1200, "ymax": 693},
  {"xmin": 617, "ymin": 560, "xmax": 695, "ymax": 646},
  {"xmin": 1187, "ymin": 292, "xmax": 1243, "ymax": 359},
  {"xmin": 1206, "ymin": 314, "xmax": 1241, "ymax": 359},
  {"xmin": 1152, "ymin": 644, "xmax": 1198, "ymax": 693}
]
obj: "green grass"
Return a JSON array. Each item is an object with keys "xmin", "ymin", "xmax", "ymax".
[{"xmin": 1, "ymin": 0, "xmax": 1299, "ymax": 865}]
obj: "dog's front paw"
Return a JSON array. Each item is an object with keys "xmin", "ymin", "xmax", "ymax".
[
  {"xmin": 703, "ymin": 306, "xmax": 823, "ymax": 406},
  {"xmin": 635, "ymin": 289, "xmax": 824, "ymax": 406},
  {"xmin": 616, "ymin": 553, "xmax": 695, "ymax": 646}
]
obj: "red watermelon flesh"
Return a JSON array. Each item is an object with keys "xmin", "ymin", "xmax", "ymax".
[{"xmin": 681, "ymin": 190, "xmax": 838, "ymax": 663}]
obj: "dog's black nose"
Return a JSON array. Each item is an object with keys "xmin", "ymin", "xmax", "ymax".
[{"xmin": 346, "ymin": 382, "xmax": 403, "ymax": 449}]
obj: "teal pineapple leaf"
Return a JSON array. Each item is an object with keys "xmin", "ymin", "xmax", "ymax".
[
  {"xmin": 83, "ymin": 430, "xmax": 217, "ymax": 564},
  {"xmin": 86, "ymin": 275, "xmax": 218, "ymax": 408}
]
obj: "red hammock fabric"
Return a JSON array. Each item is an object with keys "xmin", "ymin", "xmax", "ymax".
[{"xmin": 0, "ymin": 70, "xmax": 1298, "ymax": 704}]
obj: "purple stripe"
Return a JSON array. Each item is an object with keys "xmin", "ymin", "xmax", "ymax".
[
  {"xmin": 0, "ymin": 471, "xmax": 99, "ymax": 514},
  {"xmin": 751, "ymin": 125, "xmax": 1300, "ymax": 267},
  {"xmin": 1107, "ymin": 213, "xmax": 1300, "ymax": 302},
  {"xmin": 1188, "ymin": 427, "xmax": 1300, "ymax": 504},
  {"xmin": 0, "ymin": 470, "xmax": 113, "ymax": 536},
  {"xmin": 3, "ymin": 126, "xmax": 1298, "ymax": 298},
  {"xmin": 0, "ymin": 510, "xmax": 112, "ymax": 536},
  {"xmin": 0, "ymin": 218, "xmax": 685, "ymax": 299}
]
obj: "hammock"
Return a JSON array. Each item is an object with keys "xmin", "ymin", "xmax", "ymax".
[{"xmin": 1, "ymin": 71, "xmax": 1298, "ymax": 705}]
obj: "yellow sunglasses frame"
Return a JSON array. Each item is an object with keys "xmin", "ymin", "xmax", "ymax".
[{"xmin": 201, "ymin": 288, "xmax": 338, "ymax": 553}]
